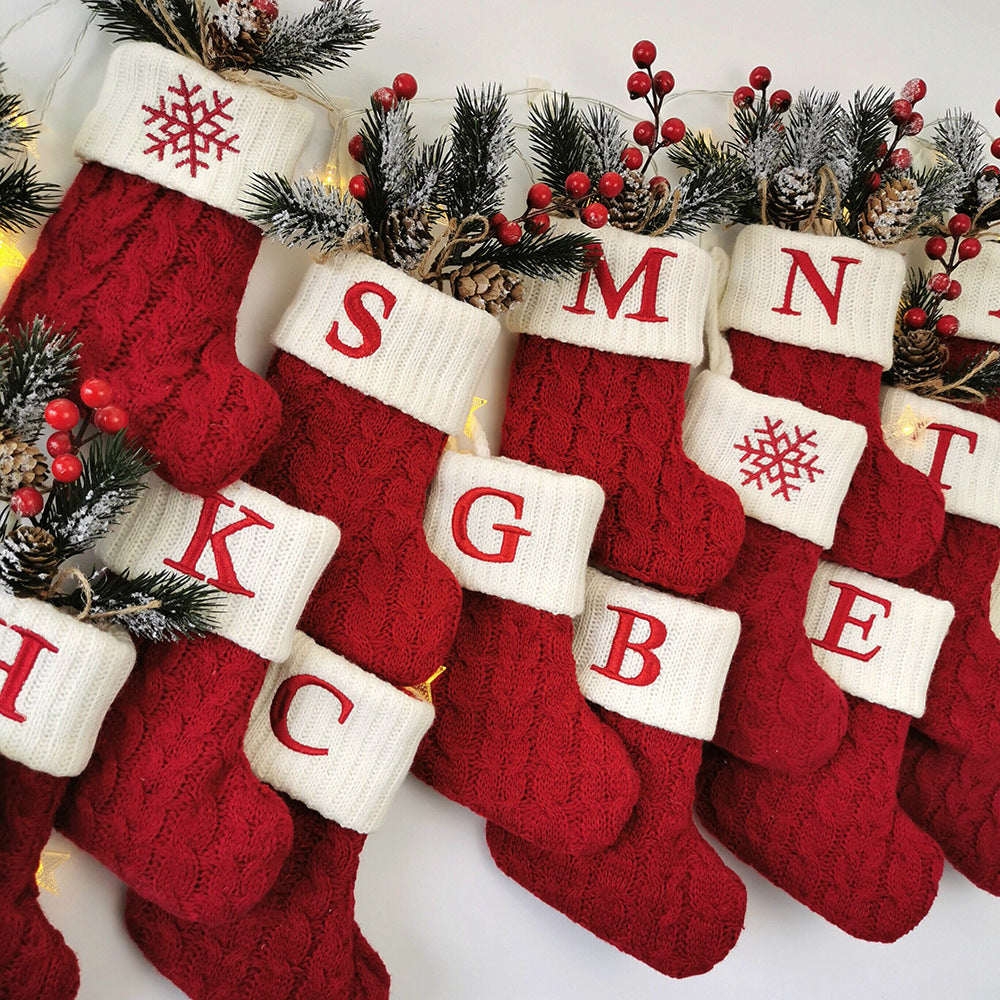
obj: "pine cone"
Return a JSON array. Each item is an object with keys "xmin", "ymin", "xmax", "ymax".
[
  {"xmin": 607, "ymin": 170, "xmax": 653, "ymax": 231},
  {"xmin": 0, "ymin": 427, "xmax": 47, "ymax": 498},
  {"xmin": 0, "ymin": 524, "xmax": 59, "ymax": 598},
  {"xmin": 373, "ymin": 209, "xmax": 434, "ymax": 272},
  {"xmin": 859, "ymin": 176, "xmax": 921, "ymax": 245},
  {"xmin": 767, "ymin": 165, "xmax": 819, "ymax": 229},
  {"xmin": 207, "ymin": 0, "xmax": 273, "ymax": 71},
  {"xmin": 890, "ymin": 326, "xmax": 948, "ymax": 387},
  {"xmin": 452, "ymin": 262, "xmax": 523, "ymax": 316}
]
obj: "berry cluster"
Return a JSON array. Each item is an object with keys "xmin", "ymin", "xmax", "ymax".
[
  {"xmin": 493, "ymin": 173, "xmax": 614, "ymax": 238},
  {"xmin": 867, "ymin": 78, "xmax": 927, "ymax": 188},
  {"xmin": 732, "ymin": 64, "xmax": 791, "ymax": 114},
  {"xmin": 628, "ymin": 40, "xmax": 685, "ymax": 176}
]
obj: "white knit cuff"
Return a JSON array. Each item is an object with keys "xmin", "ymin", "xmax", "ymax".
[
  {"xmin": 683, "ymin": 371, "xmax": 867, "ymax": 547},
  {"xmin": 805, "ymin": 562, "xmax": 954, "ymax": 718},
  {"xmin": 506, "ymin": 219, "xmax": 711, "ymax": 363},
  {"xmin": 881, "ymin": 387, "xmax": 1000, "ymax": 529},
  {"xmin": 272, "ymin": 255, "xmax": 501, "ymax": 436},
  {"xmin": 244, "ymin": 632, "xmax": 432, "ymax": 833},
  {"xmin": 423, "ymin": 451, "xmax": 603, "ymax": 617},
  {"xmin": 74, "ymin": 42, "xmax": 312, "ymax": 222},
  {"xmin": 719, "ymin": 225, "xmax": 904, "ymax": 369},
  {"xmin": 96, "ymin": 476, "xmax": 340, "ymax": 663},
  {"xmin": 573, "ymin": 569, "xmax": 739, "ymax": 740},
  {"xmin": 0, "ymin": 593, "xmax": 135, "ymax": 777},
  {"xmin": 947, "ymin": 241, "xmax": 1000, "ymax": 344}
]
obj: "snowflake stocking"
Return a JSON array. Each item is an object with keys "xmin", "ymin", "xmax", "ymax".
[
  {"xmin": 502, "ymin": 221, "xmax": 744, "ymax": 597},
  {"xmin": 698, "ymin": 562, "xmax": 955, "ymax": 941},
  {"xmin": 720, "ymin": 225, "xmax": 945, "ymax": 579},
  {"xmin": 413, "ymin": 452, "xmax": 640, "ymax": 855},
  {"xmin": 487, "ymin": 569, "xmax": 746, "ymax": 979},
  {"xmin": 125, "ymin": 633, "xmax": 431, "ymax": 1000},
  {"xmin": 683, "ymin": 372, "xmax": 867, "ymax": 774},
  {"xmin": 59, "ymin": 477, "xmax": 340, "ymax": 924},
  {"xmin": 2, "ymin": 43, "xmax": 313, "ymax": 494}
]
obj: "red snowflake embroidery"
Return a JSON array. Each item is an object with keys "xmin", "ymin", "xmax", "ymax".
[
  {"xmin": 142, "ymin": 75, "xmax": 240, "ymax": 178},
  {"xmin": 734, "ymin": 416, "xmax": 825, "ymax": 502}
]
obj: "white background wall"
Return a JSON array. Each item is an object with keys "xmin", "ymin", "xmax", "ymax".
[{"xmin": 4, "ymin": 0, "xmax": 1000, "ymax": 998}]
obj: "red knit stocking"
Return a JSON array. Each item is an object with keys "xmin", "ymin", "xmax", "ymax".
[
  {"xmin": 0, "ymin": 760, "xmax": 78, "ymax": 1000},
  {"xmin": 488, "ymin": 712, "xmax": 746, "ymax": 979},
  {"xmin": 413, "ymin": 592, "xmax": 640, "ymax": 855},
  {"xmin": 898, "ymin": 731, "xmax": 1000, "ymax": 896}
]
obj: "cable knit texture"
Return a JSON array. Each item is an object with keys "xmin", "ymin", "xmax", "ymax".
[
  {"xmin": 124, "ymin": 799, "xmax": 389, "ymax": 1000},
  {"xmin": 487, "ymin": 710, "xmax": 746, "ymax": 979},
  {"xmin": 58, "ymin": 635, "xmax": 293, "ymax": 925},
  {"xmin": 413, "ymin": 592, "xmax": 639, "ymax": 855},
  {"xmin": 0, "ymin": 760, "xmax": 78, "ymax": 1000},
  {"xmin": 252, "ymin": 351, "xmax": 462, "ymax": 687},
  {"xmin": 728, "ymin": 329, "xmax": 945, "ymax": 578},
  {"xmin": 898, "ymin": 730, "xmax": 1000, "ymax": 896},
  {"xmin": 501, "ymin": 333, "xmax": 744, "ymax": 596},
  {"xmin": 1, "ymin": 162, "xmax": 280, "ymax": 495},
  {"xmin": 703, "ymin": 519, "xmax": 848, "ymax": 775},
  {"xmin": 697, "ymin": 696, "xmax": 944, "ymax": 942}
]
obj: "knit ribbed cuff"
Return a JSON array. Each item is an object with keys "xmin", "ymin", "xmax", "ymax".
[
  {"xmin": 881, "ymin": 387, "xmax": 1000, "ymax": 529},
  {"xmin": 74, "ymin": 42, "xmax": 312, "ymax": 222},
  {"xmin": 423, "ymin": 451, "xmax": 603, "ymax": 617},
  {"xmin": 0, "ymin": 593, "xmax": 135, "ymax": 777},
  {"xmin": 683, "ymin": 371, "xmax": 866, "ymax": 547},
  {"xmin": 97, "ymin": 476, "xmax": 340, "ymax": 663},
  {"xmin": 947, "ymin": 242, "xmax": 1000, "ymax": 344},
  {"xmin": 244, "ymin": 632, "xmax": 432, "ymax": 833},
  {"xmin": 805, "ymin": 562, "xmax": 954, "ymax": 718},
  {"xmin": 573, "ymin": 569, "xmax": 739, "ymax": 740},
  {"xmin": 719, "ymin": 225, "xmax": 904, "ymax": 369},
  {"xmin": 506, "ymin": 219, "xmax": 711, "ymax": 363},
  {"xmin": 272, "ymin": 254, "xmax": 501, "ymax": 436}
]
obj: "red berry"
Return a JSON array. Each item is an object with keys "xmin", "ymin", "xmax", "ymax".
[
  {"xmin": 653, "ymin": 71, "xmax": 675, "ymax": 96},
  {"xmin": 936, "ymin": 315, "xmax": 960, "ymax": 337},
  {"xmin": 51, "ymin": 453, "xmax": 83, "ymax": 483},
  {"xmin": 10, "ymin": 487, "xmax": 43, "ymax": 518},
  {"xmin": 489, "ymin": 212, "xmax": 507, "ymax": 228},
  {"xmin": 79, "ymin": 377, "xmax": 113, "ymax": 409},
  {"xmin": 891, "ymin": 98, "xmax": 913, "ymax": 124},
  {"xmin": 890, "ymin": 148, "xmax": 912, "ymax": 170},
  {"xmin": 372, "ymin": 87, "xmax": 396, "ymax": 111},
  {"xmin": 348, "ymin": 134, "xmax": 365, "ymax": 162},
  {"xmin": 252, "ymin": 0, "xmax": 278, "ymax": 21},
  {"xmin": 527, "ymin": 213, "xmax": 550, "ymax": 235},
  {"xmin": 925, "ymin": 236, "xmax": 948, "ymax": 260},
  {"xmin": 878, "ymin": 142, "xmax": 889, "ymax": 158},
  {"xmin": 901, "ymin": 78, "xmax": 927, "ymax": 104},
  {"xmin": 995, "ymin": 97, "xmax": 1000, "ymax": 117},
  {"xmin": 581, "ymin": 202, "xmax": 609, "ymax": 229},
  {"xmin": 94, "ymin": 405, "xmax": 128, "ymax": 433},
  {"xmin": 46, "ymin": 431, "xmax": 74, "ymax": 457},
  {"xmin": 496, "ymin": 221, "xmax": 522, "ymax": 246},
  {"xmin": 903, "ymin": 307, "xmax": 927, "ymax": 330},
  {"xmin": 959, "ymin": 236, "xmax": 982, "ymax": 260},
  {"xmin": 648, "ymin": 175, "xmax": 670, "ymax": 194},
  {"xmin": 991, "ymin": 137, "xmax": 1000, "ymax": 160},
  {"xmin": 620, "ymin": 146, "xmax": 644, "ymax": 171},
  {"xmin": 869, "ymin": 172, "xmax": 882, "ymax": 191},
  {"xmin": 565, "ymin": 171, "xmax": 591, "ymax": 199},
  {"xmin": 44, "ymin": 398, "xmax": 79, "ymax": 431},
  {"xmin": 945, "ymin": 280, "xmax": 962, "ymax": 301},
  {"xmin": 348, "ymin": 175, "xmax": 368, "ymax": 199},
  {"xmin": 627, "ymin": 71, "xmax": 652, "ymax": 99},
  {"xmin": 392, "ymin": 73, "xmax": 417, "ymax": 101},
  {"xmin": 526, "ymin": 183, "xmax": 553, "ymax": 210},
  {"xmin": 660, "ymin": 117, "xmax": 686, "ymax": 144},
  {"xmin": 949, "ymin": 213, "xmax": 972, "ymax": 237},
  {"xmin": 929, "ymin": 272, "xmax": 950, "ymax": 293},
  {"xmin": 633, "ymin": 120, "xmax": 656, "ymax": 146},
  {"xmin": 632, "ymin": 40, "xmax": 656, "ymax": 68},
  {"xmin": 905, "ymin": 112, "xmax": 924, "ymax": 136},
  {"xmin": 598, "ymin": 171, "xmax": 624, "ymax": 199},
  {"xmin": 733, "ymin": 86, "xmax": 755, "ymax": 108},
  {"xmin": 983, "ymin": 165, "xmax": 1000, "ymax": 178},
  {"xmin": 748, "ymin": 65, "xmax": 771, "ymax": 90},
  {"xmin": 769, "ymin": 89, "xmax": 792, "ymax": 111}
]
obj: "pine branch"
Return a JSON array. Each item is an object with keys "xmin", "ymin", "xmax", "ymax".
[
  {"xmin": 81, "ymin": 0, "xmax": 202, "ymax": 54},
  {"xmin": 359, "ymin": 98, "xmax": 418, "ymax": 226},
  {"xmin": 933, "ymin": 109, "xmax": 985, "ymax": 211},
  {"xmin": 938, "ymin": 349, "xmax": 1000, "ymax": 401},
  {"xmin": 667, "ymin": 130, "xmax": 756, "ymax": 227},
  {"xmin": 897, "ymin": 268, "xmax": 942, "ymax": 329},
  {"xmin": 0, "ymin": 161, "xmax": 60, "ymax": 232},
  {"xmin": 838, "ymin": 86, "xmax": 893, "ymax": 233},
  {"xmin": 786, "ymin": 89, "xmax": 844, "ymax": 175},
  {"xmin": 912, "ymin": 160, "xmax": 965, "ymax": 234},
  {"xmin": 0, "ymin": 91, "xmax": 39, "ymax": 160},
  {"xmin": 0, "ymin": 319, "xmax": 79, "ymax": 440},
  {"xmin": 650, "ymin": 158, "xmax": 747, "ymax": 237},
  {"xmin": 41, "ymin": 431, "xmax": 152, "ymax": 560},
  {"xmin": 410, "ymin": 136, "xmax": 449, "ymax": 211},
  {"xmin": 527, "ymin": 93, "xmax": 595, "ymax": 192},
  {"xmin": 242, "ymin": 172, "xmax": 362, "ymax": 254},
  {"xmin": 455, "ymin": 229, "xmax": 594, "ymax": 280},
  {"xmin": 584, "ymin": 104, "xmax": 627, "ymax": 176},
  {"xmin": 254, "ymin": 0, "xmax": 379, "ymax": 80},
  {"xmin": 730, "ymin": 99, "xmax": 786, "ymax": 182}
]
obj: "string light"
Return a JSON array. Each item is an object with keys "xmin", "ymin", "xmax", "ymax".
[
  {"xmin": 0, "ymin": 236, "xmax": 26, "ymax": 271},
  {"xmin": 35, "ymin": 850, "xmax": 70, "ymax": 895},
  {"xmin": 886, "ymin": 403, "xmax": 930, "ymax": 442}
]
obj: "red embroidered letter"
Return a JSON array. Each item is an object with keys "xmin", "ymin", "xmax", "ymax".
[
  {"xmin": 590, "ymin": 605, "xmax": 667, "ymax": 687},
  {"xmin": 164, "ymin": 493, "xmax": 276, "ymax": 598},
  {"xmin": 771, "ymin": 249, "xmax": 862, "ymax": 325},
  {"xmin": 811, "ymin": 582, "xmax": 893, "ymax": 663},
  {"xmin": 451, "ymin": 487, "xmax": 532, "ymax": 563},
  {"xmin": 0, "ymin": 621, "xmax": 59, "ymax": 723},
  {"xmin": 926, "ymin": 423, "xmax": 978, "ymax": 491},
  {"xmin": 270, "ymin": 674, "xmax": 354, "ymax": 757},
  {"xmin": 563, "ymin": 244, "xmax": 677, "ymax": 323},
  {"xmin": 326, "ymin": 281, "xmax": 397, "ymax": 359}
]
